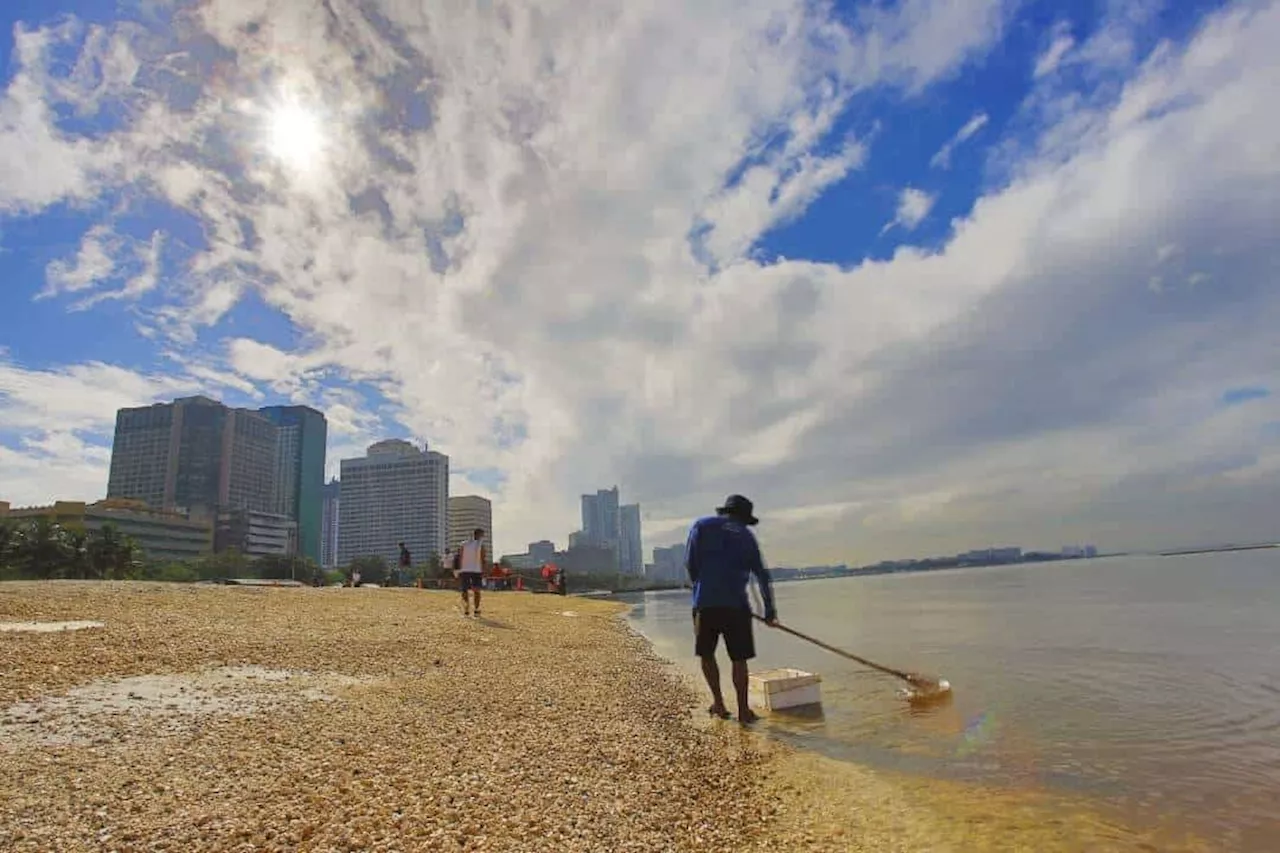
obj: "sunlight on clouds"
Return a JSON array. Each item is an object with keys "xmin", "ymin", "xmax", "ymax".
[
  {"xmin": 266, "ymin": 102, "xmax": 326, "ymax": 171},
  {"xmin": 1, "ymin": 1, "xmax": 1279, "ymax": 560}
]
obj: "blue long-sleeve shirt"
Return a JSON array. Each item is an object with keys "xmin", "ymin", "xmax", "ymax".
[{"xmin": 685, "ymin": 515, "xmax": 777, "ymax": 618}]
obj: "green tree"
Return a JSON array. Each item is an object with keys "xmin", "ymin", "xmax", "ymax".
[
  {"xmin": 192, "ymin": 549, "xmax": 250, "ymax": 581},
  {"xmin": 14, "ymin": 519, "xmax": 71, "ymax": 579},
  {"xmin": 347, "ymin": 554, "xmax": 388, "ymax": 585},
  {"xmin": 0, "ymin": 522, "xmax": 16, "ymax": 579},
  {"xmin": 251, "ymin": 554, "xmax": 317, "ymax": 581},
  {"xmin": 64, "ymin": 530, "xmax": 92, "ymax": 579},
  {"xmin": 0, "ymin": 522, "xmax": 14, "ymax": 566},
  {"xmin": 149, "ymin": 563, "xmax": 197, "ymax": 582},
  {"xmin": 108, "ymin": 534, "xmax": 140, "ymax": 580},
  {"xmin": 86, "ymin": 523, "xmax": 139, "ymax": 580}
]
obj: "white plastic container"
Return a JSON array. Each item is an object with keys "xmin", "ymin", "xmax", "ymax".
[{"xmin": 749, "ymin": 667, "xmax": 822, "ymax": 711}]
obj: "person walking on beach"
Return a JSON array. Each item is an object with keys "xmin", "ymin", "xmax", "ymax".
[
  {"xmin": 685, "ymin": 494, "xmax": 778, "ymax": 724},
  {"xmin": 457, "ymin": 528, "xmax": 487, "ymax": 617},
  {"xmin": 397, "ymin": 542, "xmax": 412, "ymax": 588}
]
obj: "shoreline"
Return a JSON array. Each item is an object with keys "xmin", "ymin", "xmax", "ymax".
[
  {"xmin": 620, "ymin": 591, "xmax": 1221, "ymax": 853},
  {"xmin": 1, "ymin": 582, "xmax": 1214, "ymax": 852}
]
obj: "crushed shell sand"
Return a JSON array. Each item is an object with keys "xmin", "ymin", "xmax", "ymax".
[{"xmin": 0, "ymin": 582, "xmax": 1212, "ymax": 852}]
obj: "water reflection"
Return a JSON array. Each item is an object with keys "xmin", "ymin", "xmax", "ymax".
[{"xmin": 626, "ymin": 553, "xmax": 1280, "ymax": 851}]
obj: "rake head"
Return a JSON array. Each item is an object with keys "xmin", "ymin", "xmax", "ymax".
[{"xmin": 903, "ymin": 674, "xmax": 953, "ymax": 704}]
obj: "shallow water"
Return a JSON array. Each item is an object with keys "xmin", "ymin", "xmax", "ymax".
[{"xmin": 627, "ymin": 552, "xmax": 1280, "ymax": 851}]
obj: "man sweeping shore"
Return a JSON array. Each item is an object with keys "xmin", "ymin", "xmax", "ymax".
[{"xmin": 685, "ymin": 494, "xmax": 778, "ymax": 724}]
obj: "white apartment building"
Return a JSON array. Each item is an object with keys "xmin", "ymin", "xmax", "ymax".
[
  {"xmin": 337, "ymin": 439, "xmax": 448, "ymax": 568},
  {"xmin": 448, "ymin": 495, "xmax": 493, "ymax": 556}
]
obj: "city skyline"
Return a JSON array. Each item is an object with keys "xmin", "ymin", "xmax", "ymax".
[
  {"xmin": 2, "ymin": 1, "xmax": 1279, "ymax": 566},
  {"xmin": 577, "ymin": 486, "xmax": 644, "ymax": 575},
  {"xmin": 7, "ymin": 386, "xmax": 1271, "ymax": 567}
]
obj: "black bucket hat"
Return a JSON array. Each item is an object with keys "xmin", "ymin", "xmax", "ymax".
[{"xmin": 716, "ymin": 494, "xmax": 759, "ymax": 526}]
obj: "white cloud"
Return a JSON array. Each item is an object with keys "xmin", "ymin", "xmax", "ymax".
[
  {"xmin": 0, "ymin": 360, "xmax": 194, "ymax": 434},
  {"xmin": 0, "ymin": 360, "xmax": 198, "ymax": 506},
  {"xmin": 929, "ymin": 111, "xmax": 989, "ymax": 169},
  {"xmin": 1034, "ymin": 24, "xmax": 1076, "ymax": 78},
  {"xmin": 699, "ymin": 139, "xmax": 867, "ymax": 265},
  {"xmin": 43, "ymin": 224, "xmax": 120, "ymax": 296},
  {"xmin": 43, "ymin": 225, "xmax": 168, "ymax": 310},
  {"xmin": 0, "ymin": 439, "xmax": 113, "ymax": 509},
  {"xmin": 0, "ymin": 22, "xmax": 127, "ymax": 214},
  {"xmin": 2, "ymin": 1, "xmax": 1279, "ymax": 563},
  {"xmin": 881, "ymin": 187, "xmax": 937, "ymax": 233}
]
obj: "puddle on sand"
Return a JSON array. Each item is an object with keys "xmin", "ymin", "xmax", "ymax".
[
  {"xmin": 0, "ymin": 620, "xmax": 104, "ymax": 633},
  {"xmin": 0, "ymin": 666, "xmax": 368, "ymax": 748}
]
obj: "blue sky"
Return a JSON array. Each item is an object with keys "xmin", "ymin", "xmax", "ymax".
[{"xmin": 1, "ymin": 0, "xmax": 1278, "ymax": 561}]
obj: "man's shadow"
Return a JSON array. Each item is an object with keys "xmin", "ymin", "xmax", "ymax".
[{"xmin": 476, "ymin": 617, "xmax": 512, "ymax": 629}]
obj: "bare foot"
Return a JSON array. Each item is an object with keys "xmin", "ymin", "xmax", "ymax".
[
  {"xmin": 707, "ymin": 704, "xmax": 731, "ymax": 720},
  {"xmin": 738, "ymin": 708, "xmax": 760, "ymax": 725}
]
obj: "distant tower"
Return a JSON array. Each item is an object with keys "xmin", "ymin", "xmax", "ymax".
[
  {"xmin": 321, "ymin": 478, "xmax": 340, "ymax": 568},
  {"xmin": 337, "ymin": 440, "xmax": 448, "ymax": 567},
  {"xmin": 258, "ymin": 405, "xmax": 327, "ymax": 564},
  {"xmin": 528, "ymin": 540, "xmax": 556, "ymax": 564},
  {"xmin": 619, "ymin": 503, "xmax": 643, "ymax": 575},
  {"xmin": 581, "ymin": 485, "xmax": 622, "ymax": 556},
  {"xmin": 449, "ymin": 495, "xmax": 494, "ymax": 555}
]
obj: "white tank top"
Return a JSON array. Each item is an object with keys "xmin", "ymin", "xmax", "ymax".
[{"xmin": 459, "ymin": 539, "xmax": 485, "ymax": 573}]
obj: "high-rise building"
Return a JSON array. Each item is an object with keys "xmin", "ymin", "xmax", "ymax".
[
  {"xmin": 448, "ymin": 495, "xmax": 493, "ymax": 556},
  {"xmin": 258, "ymin": 405, "xmax": 327, "ymax": 563},
  {"xmin": 528, "ymin": 540, "xmax": 556, "ymax": 565},
  {"xmin": 581, "ymin": 486, "xmax": 620, "ymax": 547},
  {"xmin": 652, "ymin": 543, "xmax": 687, "ymax": 584},
  {"xmin": 619, "ymin": 503, "xmax": 643, "ymax": 575},
  {"xmin": 337, "ymin": 439, "xmax": 448, "ymax": 568},
  {"xmin": 321, "ymin": 478, "xmax": 340, "ymax": 568},
  {"xmin": 107, "ymin": 396, "xmax": 276, "ymax": 520}
]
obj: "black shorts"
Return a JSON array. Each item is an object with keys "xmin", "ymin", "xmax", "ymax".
[
  {"xmin": 693, "ymin": 607, "xmax": 755, "ymax": 661},
  {"xmin": 459, "ymin": 573, "xmax": 484, "ymax": 591}
]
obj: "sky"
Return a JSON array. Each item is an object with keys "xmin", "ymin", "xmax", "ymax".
[{"xmin": 1, "ymin": 0, "xmax": 1278, "ymax": 565}]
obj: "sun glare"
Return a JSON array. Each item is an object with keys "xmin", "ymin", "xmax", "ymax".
[{"xmin": 267, "ymin": 103, "xmax": 325, "ymax": 169}]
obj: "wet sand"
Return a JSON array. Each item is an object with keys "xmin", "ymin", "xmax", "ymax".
[{"xmin": 0, "ymin": 583, "xmax": 1211, "ymax": 851}]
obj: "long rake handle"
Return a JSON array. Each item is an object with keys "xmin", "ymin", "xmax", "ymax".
[{"xmin": 753, "ymin": 614, "xmax": 919, "ymax": 684}]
